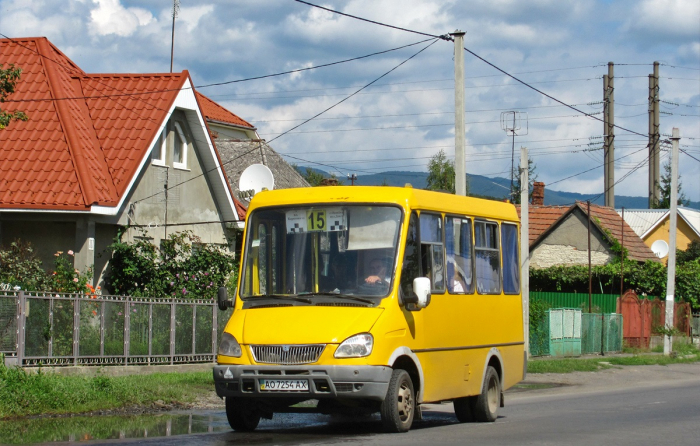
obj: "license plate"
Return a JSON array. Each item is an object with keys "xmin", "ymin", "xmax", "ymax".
[{"xmin": 260, "ymin": 379, "xmax": 309, "ymax": 391}]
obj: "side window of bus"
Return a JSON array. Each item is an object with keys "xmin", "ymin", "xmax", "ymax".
[
  {"xmin": 475, "ymin": 221, "xmax": 501, "ymax": 294},
  {"xmin": 258, "ymin": 223, "xmax": 268, "ymax": 295},
  {"xmin": 445, "ymin": 216, "xmax": 474, "ymax": 294},
  {"xmin": 501, "ymin": 223, "xmax": 520, "ymax": 294},
  {"xmin": 420, "ymin": 213, "xmax": 445, "ymax": 292},
  {"xmin": 399, "ymin": 212, "xmax": 419, "ymax": 299}
]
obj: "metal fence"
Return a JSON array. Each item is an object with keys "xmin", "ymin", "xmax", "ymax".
[
  {"xmin": 1, "ymin": 291, "xmax": 232, "ymax": 367},
  {"xmin": 581, "ymin": 313, "xmax": 623, "ymax": 354},
  {"xmin": 531, "ymin": 291, "xmax": 628, "ymax": 314},
  {"xmin": 529, "ymin": 308, "xmax": 623, "ymax": 357}
]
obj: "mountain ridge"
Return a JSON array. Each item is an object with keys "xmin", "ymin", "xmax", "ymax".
[{"xmin": 295, "ymin": 167, "xmax": 699, "ymax": 210}]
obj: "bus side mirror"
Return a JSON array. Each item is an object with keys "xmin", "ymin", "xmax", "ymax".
[
  {"xmin": 412, "ymin": 277, "xmax": 431, "ymax": 309},
  {"xmin": 217, "ymin": 286, "xmax": 235, "ymax": 311}
]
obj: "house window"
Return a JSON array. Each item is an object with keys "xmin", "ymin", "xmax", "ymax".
[
  {"xmin": 173, "ymin": 122, "xmax": 188, "ymax": 170},
  {"xmin": 151, "ymin": 129, "xmax": 166, "ymax": 165}
]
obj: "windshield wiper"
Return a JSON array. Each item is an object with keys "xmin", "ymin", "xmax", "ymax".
[
  {"xmin": 311, "ymin": 291, "xmax": 376, "ymax": 305},
  {"xmin": 259, "ymin": 294, "xmax": 313, "ymax": 304}
]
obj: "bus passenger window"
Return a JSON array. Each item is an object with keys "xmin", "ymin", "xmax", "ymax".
[
  {"xmin": 419, "ymin": 213, "xmax": 445, "ymax": 292},
  {"xmin": 501, "ymin": 223, "xmax": 520, "ymax": 294},
  {"xmin": 446, "ymin": 217, "xmax": 474, "ymax": 294},
  {"xmin": 399, "ymin": 213, "xmax": 419, "ymax": 299},
  {"xmin": 475, "ymin": 221, "xmax": 501, "ymax": 294}
]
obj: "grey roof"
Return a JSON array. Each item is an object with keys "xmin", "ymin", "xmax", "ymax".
[
  {"xmin": 216, "ymin": 139, "xmax": 309, "ymax": 202},
  {"xmin": 617, "ymin": 207, "xmax": 700, "ymax": 239},
  {"xmin": 616, "ymin": 209, "xmax": 667, "ymax": 237}
]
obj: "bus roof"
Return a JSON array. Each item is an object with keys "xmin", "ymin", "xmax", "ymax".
[{"xmin": 247, "ymin": 186, "xmax": 520, "ymax": 223}]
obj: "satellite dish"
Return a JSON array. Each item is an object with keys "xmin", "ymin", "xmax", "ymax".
[
  {"xmin": 238, "ymin": 164, "xmax": 274, "ymax": 201},
  {"xmin": 651, "ymin": 239, "xmax": 669, "ymax": 259}
]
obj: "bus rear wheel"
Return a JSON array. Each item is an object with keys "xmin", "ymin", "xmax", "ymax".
[
  {"xmin": 380, "ymin": 369, "xmax": 415, "ymax": 433},
  {"xmin": 225, "ymin": 397, "xmax": 261, "ymax": 431},
  {"xmin": 473, "ymin": 366, "xmax": 500, "ymax": 422}
]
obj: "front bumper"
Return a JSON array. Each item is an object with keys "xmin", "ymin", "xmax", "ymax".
[{"xmin": 213, "ymin": 364, "xmax": 392, "ymax": 401}]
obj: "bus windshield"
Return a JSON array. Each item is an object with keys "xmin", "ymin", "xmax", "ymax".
[{"xmin": 240, "ymin": 205, "xmax": 402, "ymax": 299}]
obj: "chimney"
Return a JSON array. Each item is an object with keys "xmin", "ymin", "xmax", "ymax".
[
  {"xmin": 320, "ymin": 178, "xmax": 339, "ymax": 186},
  {"xmin": 532, "ymin": 182, "xmax": 545, "ymax": 206}
]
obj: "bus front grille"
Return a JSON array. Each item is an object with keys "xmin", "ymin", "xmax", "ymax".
[{"xmin": 251, "ymin": 344, "xmax": 325, "ymax": 365}]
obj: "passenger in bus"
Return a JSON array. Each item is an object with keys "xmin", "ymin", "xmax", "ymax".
[{"xmin": 447, "ymin": 261, "xmax": 466, "ymax": 293}]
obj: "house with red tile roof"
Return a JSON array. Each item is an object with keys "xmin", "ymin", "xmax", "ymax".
[
  {"xmin": 0, "ymin": 37, "xmax": 245, "ymax": 290},
  {"xmin": 517, "ymin": 202, "xmax": 659, "ymax": 269}
]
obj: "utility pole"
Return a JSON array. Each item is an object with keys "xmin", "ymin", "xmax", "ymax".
[
  {"xmin": 648, "ymin": 61, "xmax": 660, "ymax": 207},
  {"xmin": 502, "ymin": 112, "xmax": 527, "ymax": 202},
  {"xmin": 520, "ymin": 147, "xmax": 530, "ymax": 357},
  {"xmin": 451, "ymin": 30, "xmax": 466, "ymax": 196},
  {"xmin": 347, "ymin": 173, "xmax": 357, "ymax": 185},
  {"xmin": 170, "ymin": 0, "xmax": 180, "ymax": 73},
  {"xmin": 603, "ymin": 62, "xmax": 615, "ymax": 208},
  {"xmin": 663, "ymin": 128, "xmax": 680, "ymax": 356}
]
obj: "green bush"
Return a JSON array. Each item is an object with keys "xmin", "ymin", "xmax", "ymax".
[
  {"xmin": 530, "ymin": 255, "xmax": 700, "ymax": 311},
  {"xmin": 106, "ymin": 230, "xmax": 237, "ymax": 300}
]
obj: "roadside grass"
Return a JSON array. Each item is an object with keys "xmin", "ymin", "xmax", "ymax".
[
  {"xmin": 528, "ymin": 343, "xmax": 700, "ymax": 374},
  {"xmin": 0, "ymin": 364, "xmax": 213, "ymax": 419}
]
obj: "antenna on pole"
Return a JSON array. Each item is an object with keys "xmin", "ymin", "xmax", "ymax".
[
  {"xmin": 501, "ymin": 111, "xmax": 528, "ymax": 202},
  {"xmin": 170, "ymin": 0, "xmax": 180, "ymax": 73}
]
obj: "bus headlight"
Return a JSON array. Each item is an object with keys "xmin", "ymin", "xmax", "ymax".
[
  {"xmin": 218, "ymin": 332, "xmax": 242, "ymax": 357},
  {"xmin": 334, "ymin": 333, "xmax": 373, "ymax": 358}
]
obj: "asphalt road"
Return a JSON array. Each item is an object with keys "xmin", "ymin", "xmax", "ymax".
[{"xmin": 52, "ymin": 363, "xmax": 700, "ymax": 446}]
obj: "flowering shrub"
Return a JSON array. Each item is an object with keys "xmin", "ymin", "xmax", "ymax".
[
  {"xmin": 0, "ymin": 241, "xmax": 92, "ymax": 293},
  {"xmin": 0, "ymin": 240, "xmax": 49, "ymax": 291},
  {"xmin": 48, "ymin": 250, "xmax": 92, "ymax": 293},
  {"xmin": 106, "ymin": 230, "xmax": 237, "ymax": 299}
]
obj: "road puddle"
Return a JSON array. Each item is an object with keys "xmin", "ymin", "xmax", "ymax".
[{"xmin": 0, "ymin": 410, "xmax": 229, "ymax": 444}]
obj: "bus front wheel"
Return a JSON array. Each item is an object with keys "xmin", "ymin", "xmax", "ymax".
[
  {"xmin": 473, "ymin": 366, "xmax": 500, "ymax": 422},
  {"xmin": 225, "ymin": 397, "xmax": 261, "ymax": 431},
  {"xmin": 380, "ymin": 369, "xmax": 415, "ymax": 433}
]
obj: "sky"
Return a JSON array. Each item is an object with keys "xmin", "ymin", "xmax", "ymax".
[{"xmin": 1, "ymin": 0, "xmax": 699, "ymax": 203}]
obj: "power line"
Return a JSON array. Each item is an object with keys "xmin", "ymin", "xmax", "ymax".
[
  {"xmin": 547, "ymin": 145, "xmax": 649, "ymax": 186},
  {"xmin": 265, "ymin": 38, "xmax": 441, "ymax": 145},
  {"xmin": 293, "ymin": 0, "xmax": 451, "ymax": 41},
  {"xmin": 208, "ymin": 76, "xmax": 600, "ymax": 100},
  {"xmin": 291, "ymin": 2, "xmax": 650, "ymax": 139}
]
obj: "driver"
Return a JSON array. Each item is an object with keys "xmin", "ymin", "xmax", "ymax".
[{"xmin": 364, "ymin": 258, "xmax": 389, "ymax": 286}]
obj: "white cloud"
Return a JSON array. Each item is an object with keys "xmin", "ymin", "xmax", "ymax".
[
  {"xmin": 623, "ymin": 0, "xmax": 700, "ymax": 40},
  {"xmin": 88, "ymin": 0, "xmax": 154, "ymax": 37},
  {"xmin": 179, "ymin": 5, "xmax": 215, "ymax": 33}
]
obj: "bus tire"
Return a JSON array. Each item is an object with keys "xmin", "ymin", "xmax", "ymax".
[
  {"xmin": 225, "ymin": 397, "xmax": 261, "ymax": 431},
  {"xmin": 380, "ymin": 369, "xmax": 415, "ymax": 433},
  {"xmin": 473, "ymin": 366, "xmax": 500, "ymax": 422},
  {"xmin": 453, "ymin": 396, "xmax": 476, "ymax": 422}
]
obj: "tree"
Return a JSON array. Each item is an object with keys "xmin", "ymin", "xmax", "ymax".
[
  {"xmin": 302, "ymin": 167, "xmax": 324, "ymax": 186},
  {"xmin": 0, "ymin": 64, "xmax": 28, "ymax": 129},
  {"xmin": 651, "ymin": 158, "xmax": 690, "ymax": 209},
  {"xmin": 511, "ymin": 156, "xmax": 538, "ymax": 204},
  {"xmin": 426, "ymin": 149, "xmax": 467, "ymax": 194}
]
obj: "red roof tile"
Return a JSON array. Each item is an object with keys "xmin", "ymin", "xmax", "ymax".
[
  {"xmin": 195, "ymin": 92, "xmax": 255, "ymax": 129},
  {"xmin": 517, "ymin": 202, "xmax": 658, "ymax": 263},
  {"xmin": 516, "ymin": 205, "xmax": 570, "ymax": 245},
  {"xmin": 0, "ymin": 37, "xmax": 185, "ymax": 210}
]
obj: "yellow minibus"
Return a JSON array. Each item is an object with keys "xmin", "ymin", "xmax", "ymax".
[{"xmin": 214, "ymin": 185, "xmax": 525, "ymax": 433}]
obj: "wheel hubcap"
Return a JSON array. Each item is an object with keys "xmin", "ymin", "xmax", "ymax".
[
  {"xmin": 397, "ymin": 381, "xmax": 413, "ymax": 421},
  {"xmin": 487, "ymin": 376, "xmax": 498, "ymax": 414}
]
